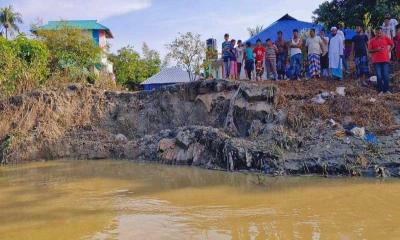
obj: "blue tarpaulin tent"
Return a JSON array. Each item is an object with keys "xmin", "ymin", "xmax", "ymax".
[
  {"xmin": 246, "ymin": 14, "xmax": 355, "ymax": 44},
  {"xmin": 247, "ymin": 14, "xmax": 323, "ymax": 44}
]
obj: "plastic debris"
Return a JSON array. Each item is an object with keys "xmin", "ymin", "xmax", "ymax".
[
  {"xmin": 115, "ymin": 133, "xmax": 128, "ymax": 142},
  {"xmin": 350, "ymin": 127, "xmax": 366, "ymax": 139},
  {"xmin": 312, "ymin": 94, "xmax": 326, "ymax": 104},
  {"xmin": 328, "ymin": 119, "xmax": 337, "ymax": 127},
  {"xmin": 369, "ymin": 76, "xmax": 377, "ymax": 82},
  {"xmin": 364, "ymin": 134, "xmax": 379, "ymax": 145},
  {"xmin": 335, "ymin": 130, "xmax": 346, "ymax": 138},
  {"xmin": 321, "ymin": 91, "xmax": 330, "ymax": 98},
  {"xmin": 336, "ymin": 87, "xmax": 346, "ymax": 97}
]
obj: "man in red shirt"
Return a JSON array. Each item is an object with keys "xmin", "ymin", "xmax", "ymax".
[
  {"xmin": 368, "ymin": 27, "xmax": 394, "ymax": 94},
  {"xmin": 253, "ymin": 39, "xmax": 266, "ymax": 81}
]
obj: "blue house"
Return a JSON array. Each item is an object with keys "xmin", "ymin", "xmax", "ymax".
[{"xmin": 247, "ymin": 14, "xmax": 356, "ymax": 44}]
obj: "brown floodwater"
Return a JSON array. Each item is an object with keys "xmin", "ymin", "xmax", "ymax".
[{"xmin": 0, "ymin": 160, "xmax": 399, "ymax": 240}]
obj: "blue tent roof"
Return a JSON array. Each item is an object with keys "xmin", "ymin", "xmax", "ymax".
[
  {"xmin": 247, "ymin": 14, "xmax": 323, "ymax": 44},
  {"xmin": 246, "ymin": 14, "xmax": 357, "ymax": 44}
]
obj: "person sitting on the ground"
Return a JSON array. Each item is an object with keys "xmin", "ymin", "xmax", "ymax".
[
  {"xmin": 229, "ymin": 39, "xmax": 238, "ymax": 80},
  {"xmin": 352, "ymin": 26, "xmax": 370, "ymax": 81},
  {"xmin": 235, "ymin": 40, "xmax": 244, "ymax": 79},
  {"xmin": 265, "ymin": 38, "xmax": 278, "ymax": 80},
  {"xmin": 306, "ymin": 28, "xmax": 323, "ymax": 79},
  {"xmin": 275, "ymin": 31, "xmax": 288, "ymax": 80},
  {"xmin": 329, "ymin": 27, "xmax": 344, "ymax": 80},
  {"xmin": 289, "ymin": 29, "xmax": 302, "ymax": 80},
  {"xmin": 320, "ymin": 29, "xmax": 330, "ymax": 77},
  {"xmin": 222, "ymin": 33, "xmax": 231, "ymax": 79},
  {"xmin": 368, "ymin": 27, "xmax": 394, "ymax": 94},
  {"xmin": 253, "ymin": 39, "xmax": 266, "ymax": 81},
  {"xmin": 394, "ymin": 24, "xmax": 400, "ymax": 62},
  {"xmin": 244, "ymin": 41, "xmax": 254, "ymax": 80}
]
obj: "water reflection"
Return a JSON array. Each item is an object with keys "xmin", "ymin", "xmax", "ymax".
[{"xmin": 0, "ymin": 160, "xmax": 400, "ymax": 240}]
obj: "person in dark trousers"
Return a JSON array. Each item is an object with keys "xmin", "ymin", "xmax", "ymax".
[
  {"xmin": 352, "ymin": 26, "xmax": 369, "ymax": 81},
  {"xmin": 221, "ymin": 33, "xmax": 231, "ymax": 79},
  {"xmin": 236, "ymin": 40, "xmax": 244, "ymax": 78},
  {"xmin": 275, "ymin": 31, "xmax": 288, "ymax": 80},
  {"xmin": 289, "ymin": 29, "xmax": 303, "ymax": 80},
  {"xmin": 244, "ymin": 41, "xmax": 254, "ymax": 80},
  {"xmin": 368, "ymin": 27, "xmax": 394, "ymax": 94}
]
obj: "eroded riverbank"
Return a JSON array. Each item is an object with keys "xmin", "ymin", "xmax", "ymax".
[
  {"xmin": 1, "ymin": 160, "xmax": 400, "ymax": 239},
  {"xmin": 1, "ymin": 77, "xmax": 400, "ymax": 177}
]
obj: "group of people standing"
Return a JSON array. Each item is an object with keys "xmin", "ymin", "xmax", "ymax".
[{"xmin": 221, "ymin": 13, "xmax": 400, "ymax": 94}]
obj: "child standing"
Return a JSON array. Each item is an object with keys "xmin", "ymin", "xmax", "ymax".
[
  {"xmin": 222, "ymin": 33, "xmax": 231, "ymax": 79},
  {"xmin": 253, "ymin": 39, "xmax": 265, "ymax": 81},
  {"xmin": 265, "ymin": 39, "xmax": 278, "ymax": 80},
  {"xmin": 244, "ymin": 41, "xmax": 254, "ymax": 80},
  {"xmin": 229, "ymin": 39, "xmax": 238, "ymax": 80},
  {"xmin": 236, "ymin": 40, "xmax": 244, "ymax": 79}
]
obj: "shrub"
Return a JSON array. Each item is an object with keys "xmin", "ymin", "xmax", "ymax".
[{"xmin": 0, "ymin": 36, "xmax": 49, "ymax": 97}]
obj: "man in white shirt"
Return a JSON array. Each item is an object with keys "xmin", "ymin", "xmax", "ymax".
[
  {"xmin": 306, "ymin": 28, "xmax": 323, "ymax": 78},
  {"xmin": 382, "ymin": 13, "xmax": 398, "ymax": 37},
  {"xmin": 289, "ymin": 29, "xmax": 303, "ymax": 80},
  {"xmin": 329, "ymin": 27, "xmax": 344, "ymax": 80},
  {"xmin": 382, "ymin": 17, "xmax": 395, "ymax": 39}
]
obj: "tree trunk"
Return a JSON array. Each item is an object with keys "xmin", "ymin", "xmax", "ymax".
[{"xmin": 5, "ymin": 27, "xmax": 8, "ymax": 40}]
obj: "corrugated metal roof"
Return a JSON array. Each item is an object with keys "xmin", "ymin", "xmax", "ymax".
[
  {"xmin": 39, "ymin": 20, "xmax": 113, "ymax": 38},
  {"xmin": 141, "ymin": 67, "xmax": 193, "ymax": 85}
]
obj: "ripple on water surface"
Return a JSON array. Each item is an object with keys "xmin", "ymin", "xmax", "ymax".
[{"xmin": 0, "ymin": 160, "xmax": 400, "ymax": 240}]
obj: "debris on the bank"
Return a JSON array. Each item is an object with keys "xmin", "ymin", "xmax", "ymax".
[
  {"xmin": 312, "ymin": 94, "xmax": 326, "ymax": 104},
  {"xmin": 115, "ymin": 133, "xmax": 128, "ymax": 143},
  {"xmin": 369, "ymin": 97, "xmax": 377, "ymax": 103},
  {"xmin": 375, "ymin": 166, "xmax": 387, "ymax": 178},
  {"xmin": 321, "ymin": 91, "xmax": 330, "ymax": 98},
  {"xmin": 369, "ymin": 76, "xmax": 377, "ymax": 82},
  {"xmin": 336, "ymin": 87, "xmax": 346, "ymax": 97},
  {"xmin": 350, "ymin": 127, "xmax": 366, "ymax": 139},
  {"xmin": 364, "ymin": 133, "xmax": 379, "ymax": 145},
  {"xmin": 335, "ymin": 130, "xmax": 346, "ymax": 138},
  {"xmin": 328, "ymin": 119, "xmax": 337, "ymax": 127}
]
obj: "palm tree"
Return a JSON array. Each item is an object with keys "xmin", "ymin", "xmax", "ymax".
[{"xmin": 0, "ymin": 5, "xmax": 23, "ymax": 39}]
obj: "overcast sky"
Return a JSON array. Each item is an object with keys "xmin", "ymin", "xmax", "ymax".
[{"xmin": 2, "ymin": 0, "xmax": 326, "ymax": 56}]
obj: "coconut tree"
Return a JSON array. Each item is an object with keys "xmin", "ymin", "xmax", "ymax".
[{"xmin": 0, "ymin": 5, "xmax": 23, "ymax": 39}]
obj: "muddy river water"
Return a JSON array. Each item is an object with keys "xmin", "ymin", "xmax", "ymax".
[{"xmin": 0, "ymin": 160, "xmax": 399, "ymax": 240}]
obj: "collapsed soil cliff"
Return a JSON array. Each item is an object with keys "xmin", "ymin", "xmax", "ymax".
[{"xmin": 1, "ymin": 76, "xmax": 400, "ymax": 177}]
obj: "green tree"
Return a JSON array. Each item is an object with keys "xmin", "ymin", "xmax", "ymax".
[
  {"xmin": 313, "ymin": 0, "xmax": 400, "ymax": 29},
  {"xmin": 110, "ymin": 44, "xmax": 161, "ymax": 90},
  {"xmin": 35, "ymin": 24, "xmax": 102, "ymax": 82},
  {"xmin": 166, "ymin": 32, "xmax": 205, "ymax": 81},
  {"xmin": 0, "ymin": 5, "xmax": 23, "ymax": 39},
  {"xmin": 141, "ymin": 42, "xmax": 161, "ymax": 79}
]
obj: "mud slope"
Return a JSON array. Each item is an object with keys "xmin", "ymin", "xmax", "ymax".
[{"xmin": 1, "ymin": 78, "xmax": 400, "ymax": 177}]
